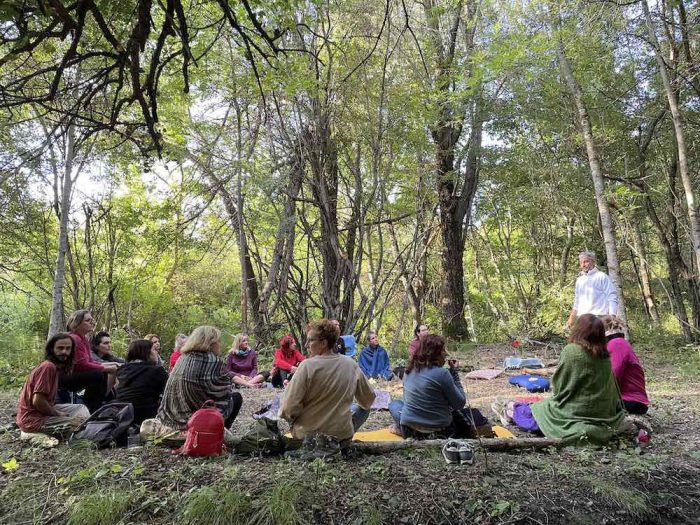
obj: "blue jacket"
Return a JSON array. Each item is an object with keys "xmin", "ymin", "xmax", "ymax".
[{"xmin": 358, "ymin": 345, "xmax": 393, "ymax": 380}]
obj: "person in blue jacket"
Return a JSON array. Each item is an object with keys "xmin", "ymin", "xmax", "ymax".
[{"xmin": 358, "ymin": 332, "xmax": 393, "ymax": 380}]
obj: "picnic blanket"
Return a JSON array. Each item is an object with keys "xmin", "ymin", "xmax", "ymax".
[
  {"xmin": 504, "ymin": 356, "xmax": 544, "ymax": 369},
  {"xmin": 253, "ymin": 395, "xmax": 282, "ymax": 421},
  {"xmin": 464, "ymin": 368, "xmax": 504, "ymax": 380},
  {"xmin": 371, "ymin": 390, "xmax": 391, "ymax": 410},
  {"xmin": 508, "ymin": 374, "xmax": 551, "ymax": 393}
]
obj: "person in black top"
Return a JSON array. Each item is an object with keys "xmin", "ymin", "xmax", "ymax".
[
  {"xmin": 115, "ymin": 339, "xmax": 168, "ymax": 425},
  {"xmin": 90, "ymin": 331, "xmax": 125, "ymax": 364},
  {"xmin": 331, "ymin": 319, "xmax": 346, "ymax": 355}
]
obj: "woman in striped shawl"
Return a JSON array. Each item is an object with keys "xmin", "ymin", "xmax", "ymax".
[{"xmin": 154, "ymin": 326, "xmax": 242, "ymax": 432}]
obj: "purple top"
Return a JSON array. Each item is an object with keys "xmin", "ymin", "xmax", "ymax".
[
  {"xmin": 226, "ymin": 350, "xmax": 259, "ymax": 379},
  {"xmin": 607, "ymin": 337, "xmax": 649, "ymax": 407}
]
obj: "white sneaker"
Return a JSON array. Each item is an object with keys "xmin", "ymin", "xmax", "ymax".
[{"xmin": 19, "ymin": 431, "xmax": 59, "ymax": 448}]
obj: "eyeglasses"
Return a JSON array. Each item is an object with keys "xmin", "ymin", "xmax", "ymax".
[{"xmin": 306, "ymin": 337, "xmax": 320, "ymax": 343}]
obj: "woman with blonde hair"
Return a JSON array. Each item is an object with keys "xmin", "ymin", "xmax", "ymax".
[
  {"xmin": 225, "ymin": 333, "xmax": 270, "ymax": 387},
  {"xmin": 141, "ymin": 326, "xmax": 242, "ymax": 442}
]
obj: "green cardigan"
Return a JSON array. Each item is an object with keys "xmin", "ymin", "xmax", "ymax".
[{"xmin": 531, "ymin": 343, "xmax": 624, "ymax": 446}]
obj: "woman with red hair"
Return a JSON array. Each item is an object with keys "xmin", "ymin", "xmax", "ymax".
[{"xmin": 271, "ymin": 334, "xmax": 305, "ymax": 388}]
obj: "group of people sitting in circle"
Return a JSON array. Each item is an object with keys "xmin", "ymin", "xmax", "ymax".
[{"xmin": 16, "ymin": 308, "xmax": 649, "ymax": 448}]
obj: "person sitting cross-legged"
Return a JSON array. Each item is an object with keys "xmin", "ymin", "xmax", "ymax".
[
  {"xmin": 63, "ymin": 310, "xmax": 118, "ymax": 412},
  {"xmin": 226, "ymin": 333, "xmax": 270, "ymax": 387},
  {"xmin": 389, "ymin": 334, "xmax": 488, "ymax": 439},
  {"xmin": 279, "ymin": 319, "xmax": 376, "ymax": 443},
  {"xmin": 494, "ymin": 314, "xmax": 625, "ymax": 446},
  {"xmin": 270, "ymin": 334, "xmax": 305, "ymax": 388},
  {"xmin": 16, "ymin": 333, "xmax": 90, "ymax": 442},
  {"xmin": 358, "ymin": 331, "xmax": 393, "ymax": 380},
  {"xmin": 140, "ymin": 326, "xmax": 242, "ymax": 444},
  {"xmin": 601, "ymin": 315, "xmax": 650, "ymax": 415},
  {"xmin": 115, "ymin": 339, "xmax": 169, "ymax": 425}
]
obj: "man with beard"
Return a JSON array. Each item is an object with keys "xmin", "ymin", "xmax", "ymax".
[{"xmin": 16, "ymin": 333, "xmax": 90, "ymax": 441}]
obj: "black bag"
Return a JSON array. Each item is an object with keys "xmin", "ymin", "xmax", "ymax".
[{"xmin": 71, "ymin": 402, "xmax": 135, "ymax": 448}]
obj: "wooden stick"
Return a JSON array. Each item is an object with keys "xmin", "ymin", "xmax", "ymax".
[{"xmin": 351, "ymin": 437, "xmax": 563, "ymax": 454}]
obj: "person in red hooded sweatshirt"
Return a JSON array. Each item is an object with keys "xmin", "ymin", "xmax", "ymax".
[
  {"xmin": 271, "ymin": 334, "xmax": 305, "ymax": 388},
  {"xmin": 62, "ymin": 310, "xmax": 118, "ymax": 412}
]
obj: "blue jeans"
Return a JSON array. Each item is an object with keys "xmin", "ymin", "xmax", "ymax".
[
  {"xmin": 350, "ymin": 404, "xmax": 370, "ymax": 431},
  {"xmin": 388, "ymin": 400, "xmax": 404, "ymax": 426}
]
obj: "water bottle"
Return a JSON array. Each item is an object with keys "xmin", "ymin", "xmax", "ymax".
[{"xmin": 127, "ymin": 427, "xmax": 141, "ymax": 449}]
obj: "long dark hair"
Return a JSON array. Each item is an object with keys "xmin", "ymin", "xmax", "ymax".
[
  {"xmin": 406, "ymin": 335, "xmax": 446, "ymax": 374},
  {"xmin": 126, "ymin": 339, "xmax": 154, "ymax": 362},
  {"xmin": 45, "ymin": 333, "xmax": 75, "ymax": 368},
  {"xmin": 569, "ymin": 314, "xmax": 608, "ymax": 358},
  {"xmin": 91, "ymin": 331, "xmax": 110, "ymax": 354}
]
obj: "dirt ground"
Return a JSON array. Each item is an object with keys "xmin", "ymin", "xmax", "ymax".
[{"xmin": 1, "ymin": 342, "xmax": 699, "ymax": 524}]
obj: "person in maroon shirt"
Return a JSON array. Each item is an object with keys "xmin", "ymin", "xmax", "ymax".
[
  {"xmin": 409, "ymin": 324, "xmax": 429, "ymax": 356},
  {"xmin": 61, "ymin": 310, "xmax": 118, "ymax": 412},
  {"xmin": 16, "ymin": 333, "xmax": 90, "ymax": 439}
]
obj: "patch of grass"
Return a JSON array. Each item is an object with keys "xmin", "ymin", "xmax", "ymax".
[
  {"xmin": 0, "ymin": 478, "xmax": 41, "ymax": 523},
  {"xmin": 249, "ymin": 480, "xmax": 303, "ymax": 525},
  {"xmin": 182, "ymin": 483, "xmax": 252, "ymax": 525},
  {"xmin": 67, "ymin": 490, "xmax": 132, "ymax": 525},
  {"xmin": 583, "ymin": 477, "xmax": 652, "ymax": 519},
  {"xmin": 363, "ymin": 505, "xmax": 382, "ymax": 525}
]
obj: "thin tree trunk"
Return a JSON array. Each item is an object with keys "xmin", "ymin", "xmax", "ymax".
[
  {"xmin": 48, "ymin": 125, "xmax": 76, "ymax": 337},
  {"xmin": 559, "ymin": 217, "xmax": 575, "ymax": 287},
  {"xmin": 631, "ymin": 218, "xmax": 660, "ymax": 324},
  {"xmin": 642, "ymin": 0, "xmax": 700, "ymax": 276},
  {"xmin": 556, "ymin": 31, "xmax": 627, "ymax": 326}
]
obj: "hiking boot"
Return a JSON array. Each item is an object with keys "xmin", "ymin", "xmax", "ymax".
[{"xmin": 442, "ymin": 440, "xmax": 461, "ymax": 464}]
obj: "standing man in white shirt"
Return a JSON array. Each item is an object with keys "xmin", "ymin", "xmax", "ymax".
[{"xmin": 566, "ymin": 251, "xmax": 619, "ymax": 330}]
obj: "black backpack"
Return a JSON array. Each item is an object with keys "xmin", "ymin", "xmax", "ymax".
[{"xmin": 71, "ymin": 402, "xmax": 135, "ymax": 448}]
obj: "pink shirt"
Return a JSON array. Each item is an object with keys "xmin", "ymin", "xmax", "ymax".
[
  {"xmin": 69, "ymin": 332, "xmax": 104, "ymax": 373},
  {"xmin": 607, "ymin": 337, "xmax": 649, "ymax": 407}
]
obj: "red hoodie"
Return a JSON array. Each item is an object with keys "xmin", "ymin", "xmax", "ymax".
[{"xmin": 273, "ymin": 348, "xmax": 305, "ymax": 372}]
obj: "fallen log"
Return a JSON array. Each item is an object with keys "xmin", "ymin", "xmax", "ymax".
[{"xmin": 351, "ymin": 437, "xmax": 563, "ymax": 454}]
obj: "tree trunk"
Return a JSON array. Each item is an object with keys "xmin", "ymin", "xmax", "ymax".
[
  {"xmin": 48, "ymin": 125, "xmax": 76, "ymax": 338},
  {"xmin": 630, "ymin": 218, "xmax": 660, "ymax": 324},
  {"xmin": 423, "ymin": 0, "xmax": 480, "ymax": 340},
  {"xmin": 642, "ymin": 0, "xmax": 700, "ymax": 277},
  {"xmin": 556, "ymin": 31, "xmax": 627, "ymax": 326},
  {"xmin": 559, "ymin": 217, "xmax": 575, "ymax": 288}
]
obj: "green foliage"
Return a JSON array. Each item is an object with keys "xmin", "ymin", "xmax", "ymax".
[
  {"xmin": 67, "ymin": 490, "xmax": 132, "ymax": 525},
  {"xmin": 182, "ymin": 483, "xmax": 252, "ymax": 525}
]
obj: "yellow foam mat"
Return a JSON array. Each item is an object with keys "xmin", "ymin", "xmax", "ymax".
[
  {"xmin": 493, "ymin": 425, "xmax": 515, "ymax": 439},
  {"xmin": 285, "ymin": 428, "xmax": 404, "ymax": 442},
  {"xmin": 352, "ymin": 428, "xmax": 404, "ymax": 442}
]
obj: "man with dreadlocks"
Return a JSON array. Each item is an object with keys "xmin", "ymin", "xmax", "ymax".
[{"xmin": 16, "ymin": 333, "xmax": 90, "ymax": 441}]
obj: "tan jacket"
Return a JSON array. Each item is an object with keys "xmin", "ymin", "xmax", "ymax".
[{"xmin": 279, "ymin": 353, "xmax": 376, "ymax": 440}]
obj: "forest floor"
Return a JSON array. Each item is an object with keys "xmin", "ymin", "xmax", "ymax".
[{"xmin": 1, "ymin": 342, "xmax": 699, "ymax": 525}]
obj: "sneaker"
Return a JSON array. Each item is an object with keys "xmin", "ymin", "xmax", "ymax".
[
  {"xmin": 20, "ymin": 431, "xmax": 59, "ymax": 448},
  {"xmin": 442, "ymin": 440, "xmax": 461, "ymax": 464},
  {"xmin": 458, "ymin": 442, "xmax": 475, "ymax": 465}
]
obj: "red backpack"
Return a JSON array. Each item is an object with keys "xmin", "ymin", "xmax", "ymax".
[{"xmin": 174, "ymin": 401, "xmax": 225, "ymax": 457}]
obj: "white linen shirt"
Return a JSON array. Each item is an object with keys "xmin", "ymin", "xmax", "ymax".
[{"xmin": 573, "ymin": 267, "xmax": 618, "ymax": 316}]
